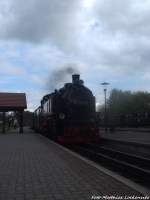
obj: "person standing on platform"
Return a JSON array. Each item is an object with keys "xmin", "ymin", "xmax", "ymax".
[{"xmin": 13, "ymin": 118, "xmax": 18, "ymax": 129}]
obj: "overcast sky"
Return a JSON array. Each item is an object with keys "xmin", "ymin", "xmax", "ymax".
[{"xmin": 0, "ymin": 0, "xmax": 150, "ymax": 110}]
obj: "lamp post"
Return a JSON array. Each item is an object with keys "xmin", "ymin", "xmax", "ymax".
[{"xmin": 101, "ymin": 82, "xmax": 110, "ymax": 132}]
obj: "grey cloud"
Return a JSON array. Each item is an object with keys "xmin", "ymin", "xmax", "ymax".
[
  {"xmin": 78, "ymin": 0, "xmax": 150, "ymax": 74},
  {"xmin": 92, "ymin": 0, "xmax": 150, "ymax": 36},
  {"xmin": 1, "ymin": 0, "xmax": 150, "ymax": 77},
  {"xmin": 0, "ymin": 0, "xmax": 82, "ymax": 50}
]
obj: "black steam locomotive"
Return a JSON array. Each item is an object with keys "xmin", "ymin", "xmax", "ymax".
[{"xmin": 33, "ymin": 74, "xmax": 99, "ymax": 144}]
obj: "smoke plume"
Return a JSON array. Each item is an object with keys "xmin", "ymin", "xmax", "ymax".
[{"xmin": 47, "ymin": 64, "xmax": 79, "ymax": 91}]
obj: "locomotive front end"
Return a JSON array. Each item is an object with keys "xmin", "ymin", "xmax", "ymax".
[{"xmin": 56, "ymin": 74, "xmax": 99, "ymax": 144}]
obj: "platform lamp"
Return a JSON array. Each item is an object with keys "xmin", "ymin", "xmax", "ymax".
[{"xmin": 101, "ymin": 82, "xmax": 110, "ymax": 133}]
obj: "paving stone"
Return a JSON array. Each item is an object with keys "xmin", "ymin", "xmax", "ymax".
[{"xmin": 0, "ymin": 128, "xmax": 143, "ymax": 200}]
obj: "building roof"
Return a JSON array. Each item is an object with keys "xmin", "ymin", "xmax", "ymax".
[{"xmin": 0, "ymin": 93, "xmax": 27, "ymax": 111}]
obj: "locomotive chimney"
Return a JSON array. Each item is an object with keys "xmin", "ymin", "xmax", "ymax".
[{"xmin": 72, "ymin": 74, "xmax": 80, "ymax": 84}]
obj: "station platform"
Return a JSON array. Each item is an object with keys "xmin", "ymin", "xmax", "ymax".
[{"xmin": 0, "ymin": 128, "xmax": 149, "ymax": 200}]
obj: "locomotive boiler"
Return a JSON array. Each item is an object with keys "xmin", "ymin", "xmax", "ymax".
[{"xmin": 33, "ymin": 74, "xmax": 99, "ymax": 144}]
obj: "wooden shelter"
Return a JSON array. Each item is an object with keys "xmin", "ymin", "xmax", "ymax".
[{"xmin": 0, "ymin": 93, "xmax": 27, "ymax": 133}]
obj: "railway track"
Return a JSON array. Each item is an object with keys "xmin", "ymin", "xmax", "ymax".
[
  {"xmin": 68, "ymin": 143, "xmax": 150, "ymax": 188},
  {"xmin": 100, "ymin": 138, "xmax": 150, "ymax": 158}
]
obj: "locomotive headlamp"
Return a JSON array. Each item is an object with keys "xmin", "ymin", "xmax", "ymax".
[{"xmin": 59, "ymin": 113, "xmax": 65, "ymax": 119}]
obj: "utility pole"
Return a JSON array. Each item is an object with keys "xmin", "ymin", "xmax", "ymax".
[{"xmin": 101, "ymin": 82, "xmax": 110, "ymax": 133}]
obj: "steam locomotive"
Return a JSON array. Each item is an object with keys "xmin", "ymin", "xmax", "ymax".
[{"xmin": 33, "ymin": 74, "xmax": 99, "ymax": 144}]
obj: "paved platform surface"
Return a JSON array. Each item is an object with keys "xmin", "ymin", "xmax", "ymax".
[{"xmin": 0, "ymin": 128, "xmax": 146, "ymax": 200}]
